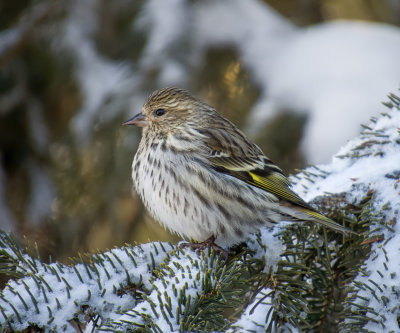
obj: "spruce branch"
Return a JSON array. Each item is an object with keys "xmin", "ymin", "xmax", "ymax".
[
  {"xmin": 103, "ymin": 248, "xmax": 261, "ymax": 332},
  {"xmin": 0, "ymin": 237, "xmax": 175, "ymax": 332},
  {"xmin": 1, "ymin": 91, "xmax": 400, "ymax": 332}
]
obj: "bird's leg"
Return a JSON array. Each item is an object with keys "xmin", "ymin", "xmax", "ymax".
[{"xmin": 180, "ymin": 235, "xmax": 229, "ymax": 260}]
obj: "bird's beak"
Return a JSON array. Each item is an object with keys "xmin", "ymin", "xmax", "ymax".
[{"xmin": 123, "ymin": 112, "xmax": 148, "ymax": 127}]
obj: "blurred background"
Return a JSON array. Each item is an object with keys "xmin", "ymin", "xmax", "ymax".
[{"xmin": 1, "ymin": 0, "xmax": 400, "ymax": 261}]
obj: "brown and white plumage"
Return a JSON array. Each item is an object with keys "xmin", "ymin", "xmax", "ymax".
[{"xmin": 125, "ymin": 87, "xmax": 354, "ymax": 247}]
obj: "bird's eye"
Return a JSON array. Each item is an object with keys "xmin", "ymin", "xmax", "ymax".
[{"xmin": 155, "ymin": 109, "xmax": 166, "ymax": 117}]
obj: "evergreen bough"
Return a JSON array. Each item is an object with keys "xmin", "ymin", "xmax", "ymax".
[{"xmin": 1, "ymin": 93, "xmax": 400, "ymax": 332}]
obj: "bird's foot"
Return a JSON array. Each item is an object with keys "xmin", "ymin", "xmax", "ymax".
[{"xmin": 180, "ymin": 235, "xmax": 229, "ymax": 260}]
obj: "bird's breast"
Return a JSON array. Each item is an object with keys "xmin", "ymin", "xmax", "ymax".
[{"xmin": 131, "ymin": 138, "xmax": 281, "ymax": 246}]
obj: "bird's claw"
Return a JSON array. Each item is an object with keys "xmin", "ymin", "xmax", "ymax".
[{"xmin": 180, "ymin": 235, "xmax": 229, "ymax": 260}]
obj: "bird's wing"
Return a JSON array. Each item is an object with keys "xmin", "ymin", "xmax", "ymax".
[
  {"xmin": 208, "ymin": 153, "xmax": 356, "ymax": 234},
  {"xmin": 208, "ymin": 154, "xmax": 357, "ymax": 234},
  {"xmin": 196, "ymin": 123, "xmax": 356, "ymax": 234},
  {"xmin": 208, "ymin": 154, "xmax": 310, "ymax": 209},
  {"xmin": 197, "ymin": 125, "xmax": 305, "ymax": 206}
]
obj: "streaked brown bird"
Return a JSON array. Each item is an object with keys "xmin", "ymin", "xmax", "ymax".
[{"xmin": 124, "ymin": 87, "xmax": 354, "ymax": 251}]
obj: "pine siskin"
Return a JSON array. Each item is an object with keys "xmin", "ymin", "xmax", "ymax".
[{"xmin": 124, "ymin": 87, "xmax": 355, "ymax": 249}]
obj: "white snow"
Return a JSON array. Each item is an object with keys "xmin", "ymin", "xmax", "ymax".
[
  {"xmin": 292, "ymin": 106, "xmax": 400, "ymax": 204},
  {"xmin": 230, "ymin": 289, "xmax": 275, "ymax": 332},
  {"xmin": 59, "ymin": 0, "xmax": 136, "ymax": 141},
  {"xmin": 291, "ymin": 102, "xmax": 400, "ymax": 331},
  {"xmin": 0, "ymin": 241, "xmax": 174, "ymax": 332},
  {"xmin": 112, "ymin": 247, "xmax": 208, "ymax": 331},
  {"xmin": 257, "ymin": 21, "xmax": 400, "ymax": 163},
  {"xmin": 247, "ymin": 226, "xmax": 286, "ymax": 273},
  {"xmin": 137, "ymin": 0, "xmax": 190, "ymax": 70}
]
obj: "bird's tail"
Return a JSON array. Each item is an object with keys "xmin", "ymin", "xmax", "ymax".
[{"xmin": 297, "ymin": 207, "xmax": 358, "ymax": 235}]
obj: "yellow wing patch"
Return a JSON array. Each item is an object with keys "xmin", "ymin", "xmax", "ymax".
[
  {"xmin": 210, "ymin": 157, "xmax": 356, "ymax": 234},
  {"xmin": 209, "ymin": 154, "xmax": 306, "ymax": 207},
  {"xmin": 248, "ymin": 172, "xmax": 307, "ymax": 207}
]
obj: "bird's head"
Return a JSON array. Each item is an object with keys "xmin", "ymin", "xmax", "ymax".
[{"xmin": 123, "ymin": 87, "xmax": 214, "ymax": 134}]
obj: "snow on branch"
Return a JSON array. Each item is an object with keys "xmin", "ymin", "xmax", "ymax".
[
  {"xmin": 0, "ymin": 237, "xmax": 174, "ymax": 332},
  {"xmin": 0, "ymin": 93, "xmax": 399, "ymax": 332}
]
